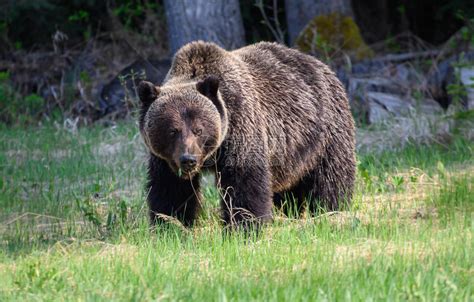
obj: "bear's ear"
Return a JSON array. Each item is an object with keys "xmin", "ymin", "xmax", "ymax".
[
  {"xmin": 138, "ymin": 81, "xmax": 160, "ymax": 106},
  {"xmin": 196, "ymin": 76, "xmax": 219, "ymax": 99},
  {"xmin": 196, "ymin": 76, "xmax": 227, "ymax": 131}
]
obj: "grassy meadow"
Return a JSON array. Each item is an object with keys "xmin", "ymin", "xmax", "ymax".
[{"xmin": 0, "ymin": 119, "xmax": 473, "ymax": 301}]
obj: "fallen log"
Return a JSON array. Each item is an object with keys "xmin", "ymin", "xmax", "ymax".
[{"xmin": 368, "ymin": 50, "xmax": 440, "ymax": 63}]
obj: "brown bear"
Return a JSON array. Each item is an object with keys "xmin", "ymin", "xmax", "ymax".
[{"xmin": 138, "ymin": 41, "xmax": 356, "ymax": 228}]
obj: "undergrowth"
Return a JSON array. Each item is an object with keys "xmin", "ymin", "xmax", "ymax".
[{"xmin": 0, "ymin": 121, "xmax": 472, "ymax": 301}]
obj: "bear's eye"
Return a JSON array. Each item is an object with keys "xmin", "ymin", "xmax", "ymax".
[
  {"xmin": 169, "ymin": 129, "xmax": 179, "ymax": 137},
  {"xmin": 193, "ymin": 128, "xmax": 202, "ymax": 136}
]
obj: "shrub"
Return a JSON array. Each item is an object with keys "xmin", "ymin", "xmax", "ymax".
[{"xmin": 0, "ymin": 72, "xmax": 48, "ymax": 125}]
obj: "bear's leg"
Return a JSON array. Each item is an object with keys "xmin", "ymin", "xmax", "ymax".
[
  {"xmin": 147, "ymin": 154, "xmax": 201, "ymax": 227},
  {"xmin": 219, "ymin": 164, "xmax": 273, "ymax": 228},
  {"xmin": 273, "ymin": 185, "xmax": 306, "ymax": 218},
  {"xmin": 304, "ymin": 148, "xmax": 355, "ymax": 214}
]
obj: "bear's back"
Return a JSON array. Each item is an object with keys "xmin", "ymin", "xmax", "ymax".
[
  {"xmin": 231, "ymin": 42, "xmax": 353, "ymax": 191},
  {"xmin": 232, "ymin": 42, "xmax": 335, "ymax": 91}
]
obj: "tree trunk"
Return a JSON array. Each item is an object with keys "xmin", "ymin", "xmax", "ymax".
[
  {"xmin": 285, "ymin": 0, "xmax": 353, "ymax": 45},
  {"xmin": 163, "ymin": 0, "xmax": 245, "ymax": 55}
]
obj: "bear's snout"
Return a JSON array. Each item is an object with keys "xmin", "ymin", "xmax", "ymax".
[{"xmin": 179, "ymin": 154, "xmax": 197, "ymax": 172}]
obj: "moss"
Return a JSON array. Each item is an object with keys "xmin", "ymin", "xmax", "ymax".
[{"xmin": 295, "ymin": 13, "xmax": 373, "ymax": 61}]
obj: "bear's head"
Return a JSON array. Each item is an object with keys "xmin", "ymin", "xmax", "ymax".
[{"xmin": 138, "ymin": 76, "xmax": 228, "ymax": 179}]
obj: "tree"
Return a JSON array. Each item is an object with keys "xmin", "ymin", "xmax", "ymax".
[
  {"xmin": 285, "ymin": 0, "xmax": 353, "ymax": 45},
  {"xmin": 163, "ymin": 0, "xmax": 246, "ymax": 55}
]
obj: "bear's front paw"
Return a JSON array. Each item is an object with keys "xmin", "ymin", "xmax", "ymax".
[{"xmin": 223, "ymin": 207, "xmax": 272, "ymax": 233}]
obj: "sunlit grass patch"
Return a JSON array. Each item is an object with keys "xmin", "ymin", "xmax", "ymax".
[{"xmin": 0, "ymin": 121, "xmax": 473, "ymax": 300}]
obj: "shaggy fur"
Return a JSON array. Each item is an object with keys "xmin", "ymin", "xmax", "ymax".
[{"xmin": 139, "ymin": 41, "xmax": 356, "ymax": 227}]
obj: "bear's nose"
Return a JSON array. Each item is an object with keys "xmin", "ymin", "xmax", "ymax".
[{"xmin": 179, "ymin": 154, "xmax": 197, "ymax": 170}]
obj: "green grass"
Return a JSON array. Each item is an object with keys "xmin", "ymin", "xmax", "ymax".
[{"xmin": 0, "ymin": 122, "xmax": 473, "ymax": 301}]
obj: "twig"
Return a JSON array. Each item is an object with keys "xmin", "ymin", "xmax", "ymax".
[
  {"xmin": 255, "ymin": 0, "xmax": 285, "ymax": 44},
  {"xmin": 272, "ymin": 0, "xmax": 285, "ymax": 44},
  {"xmin": 1, "ymin": 212, "xmax": 64, "ymax": 226},
  {"xmin": 152, "ymin": 213, "xmax": 190, "ymax": 234}
]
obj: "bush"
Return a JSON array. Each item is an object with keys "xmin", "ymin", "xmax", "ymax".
[{"xmin": 0, "ymin": 72, "xmax": 48, "ymax": 125}]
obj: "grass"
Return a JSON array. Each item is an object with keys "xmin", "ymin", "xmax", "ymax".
[{"xmin": 0, "ymin": 121, "xmax": 473, "ymax": 301}]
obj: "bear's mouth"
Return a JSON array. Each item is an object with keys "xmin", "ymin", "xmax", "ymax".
[
  {"xmin": 178, "ymin": 167, "xmax": 200, "ymax": 179},
  {"xmin": 180, "ymin": 170, "xmax": 198, "ymax": 179},
  {"xmin": 168, "ymin": 161, "xmax": 200, "ymax": 179}
]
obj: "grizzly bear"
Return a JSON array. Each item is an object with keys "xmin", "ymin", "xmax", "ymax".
[{"xmin": 138, "ymin": 41, "xmax": 356, "ymax": 228}]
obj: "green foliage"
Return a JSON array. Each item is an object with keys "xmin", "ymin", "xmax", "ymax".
[
  {"xmin": 396, "ymin": 4, "xmax": 406, "ymax": 16},
  {"xmin": 440, "ymin": 0, "xmax": 474, "ymax": 20},
  {"xmin": 68, "ymin": 9, "xmax": 92, "ymax": 40},
  {"xmin": 433, "ymin": 175, "xmax": 473, "ymax": 210},
  {"xmin": 68, "ymin": 9, "xmax": 90, "ymax": 22},
  {"xmin": 385, "ymin": 34, "xmax": 403, "ymax": 53},
  {"xmin": 0, "ymin": 122, "xmax": 472, "ymax": 299},
  {"xmin": 0, "ymin": 21, "xmax": 7, "ymax": 33},
  {"xmin": 453, "ymin": 109, "xmax": 474, "ymax": 121},
  {"xmin": 0, "ymin": 72, "xmax": 50, "ymax": 125},
  {"xmin": 79, "ymin": 71, "xmax": 92, "ymax": 85},
  {"xmin": 447, "ymin": 75, "xmax": 468, "ymax": 107},
  {"xmin": 112, "ymin": 0, "xmax": 161, "ymax": 30},
  {"xmin": 0, "ymin": 0, "xmax": 166, "ymax": 49},
  {"xmin": 459, "ymin": 23, "xmax": 474, "ymax": 47},
  {"xmin": 0, "ymin": 72, "xmax": 19, "ymax": 123},
  {"xmin": 391, "ymin": 175, "xmax": 405, "ymax": 191},
  {"xmin": 0, "ymin": 0, "xmax": 471, "ymax": 53},
  {"xmin": 24, "ymin": 94, "xmax": 45, "ymax": 115},
  {"xmin": 0, "ymin": 1, "xmax": 98, "ymax": 48},
  {"xmin": 446, "ymin": 54, "xmax": 474, "ymax": 108},
  {"xmin": 14, "ymin": 260, "xmax": 65, "ymax": 291},
  {"xmin": 0, "ymin": 71, "xmax": 10, "ymax": 81}
]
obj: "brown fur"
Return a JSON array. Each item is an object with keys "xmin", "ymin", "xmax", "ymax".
[{"xmin": 139, "ymin": 41, "xmax": 356, "ymax": 228}]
